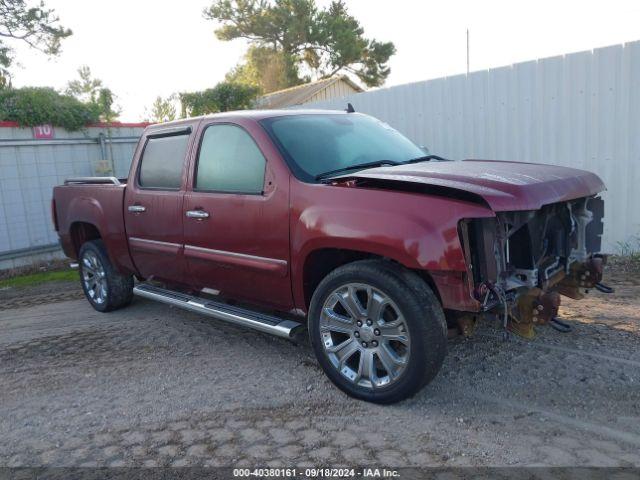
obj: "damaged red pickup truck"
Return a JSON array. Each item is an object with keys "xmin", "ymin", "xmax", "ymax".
[{"xmin": 52, "ymin": 110, "xmax": 608, "ymax": 403}]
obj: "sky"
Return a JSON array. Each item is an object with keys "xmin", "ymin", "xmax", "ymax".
[{"xmin": 7, "ymin": 0, "xmax": 640, "ymax": 120}]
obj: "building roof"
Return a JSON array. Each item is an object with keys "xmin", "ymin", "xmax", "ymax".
[{"xmin": 255, "ymin": 76, "xmax": 364, "ymax": 109}]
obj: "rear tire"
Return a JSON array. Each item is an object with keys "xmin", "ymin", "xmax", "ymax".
[
  {"xmin": 78, "ymin": 239, "xmax": 133, "ymax": 312},
  {"xmin": 309, "ymin": 260, "xmax": 447, "ymax": 404}
]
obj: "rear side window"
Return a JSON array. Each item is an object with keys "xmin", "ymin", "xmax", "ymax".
[
  {"xmin": 139, "ymin": 134, "xmax": 190, "ymax": 189},
  {"xmin": 195, "ymin": 124, "xmax": 266, "ymax": 193}
]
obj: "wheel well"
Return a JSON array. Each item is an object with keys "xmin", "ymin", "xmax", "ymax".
[
  {"xmin": 70, "ymin": 222, "xmax": 101, "ymax": 256},
  {"xmin": 302, "ymin": 248, "xmax": 442, "ymax": 309},
  {"xmin": 303, "ymin": 249, "xmax": 376, "ymax": 308}
]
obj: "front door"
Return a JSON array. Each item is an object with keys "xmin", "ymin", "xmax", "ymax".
[
  {"xmin": 124, "ymin": 126, "xmax": 195, "ymax": 284},
  {"xmin": 182, "ymin": 121, "xmax": 293, "ymax": 310}
]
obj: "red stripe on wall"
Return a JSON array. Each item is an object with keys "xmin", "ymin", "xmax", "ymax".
[{"xmin": 0, "ymin": 121, "xmax": 152, "ymax": 128}]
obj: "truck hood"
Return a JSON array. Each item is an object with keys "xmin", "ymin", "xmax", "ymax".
[{"xmin": 337, "ymin": 159, "xmax": 605, "ymax": 211}]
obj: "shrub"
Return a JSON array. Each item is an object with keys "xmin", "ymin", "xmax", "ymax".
[
  {"xmin": 179, "ymin": 82, "xmax": 259, "ymax": 117},
  {"xmin": 0, "ymin": 87, "xmax": 100, "ymax": 130}
]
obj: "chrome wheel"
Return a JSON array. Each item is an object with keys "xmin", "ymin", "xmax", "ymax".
[
  {"xmin": 320, "ymin": 283, "xmax": 410, "ymax": 389},
  {"xmin": 81, "ymin": 251, "xmax": 107, "ymax": 305}
]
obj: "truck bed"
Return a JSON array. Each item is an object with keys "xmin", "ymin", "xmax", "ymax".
[{"xmin": 52, "ymin": 178, "xmax": 135, "ymax": 274}]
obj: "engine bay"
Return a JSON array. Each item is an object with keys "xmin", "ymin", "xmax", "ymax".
[{"xmin": 459, "ymin": 196, "xmax": 608, "ymax": 337}]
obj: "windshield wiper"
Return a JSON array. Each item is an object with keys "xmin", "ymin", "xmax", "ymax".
[
  {"xmin": 404, "ymin": 154, "xmax": 449, "ymax": 163},
  {"xmin": 315, "ymin": 160, "xmax": 400, "ymax": 181}
]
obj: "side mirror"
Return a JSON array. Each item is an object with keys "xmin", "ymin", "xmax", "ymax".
[{"xmin": 419, "ymin": 145, "xmax": 430, "ymax": 155}]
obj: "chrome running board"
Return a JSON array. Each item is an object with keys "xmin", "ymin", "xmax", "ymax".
[{"xmin": 133, "ymin": 284, "xmax": 303, "ymax": 339}]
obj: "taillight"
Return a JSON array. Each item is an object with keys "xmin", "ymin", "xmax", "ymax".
[{"xmin": 51, "ymin": 198, "xmax": 59, "ymax": 231}]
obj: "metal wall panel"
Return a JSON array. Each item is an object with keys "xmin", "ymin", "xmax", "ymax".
[
  {"xmin": 0, "ymin": 126, "xmax": 143, "ymax": 259},
  {"xmin": 302, "ymin": 41, "xmax": 640, "ymax": 251}
]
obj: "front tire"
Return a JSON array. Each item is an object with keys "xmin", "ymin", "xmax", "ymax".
[
  {"xmin": 79, "ymin": 239, "xmax": 133, "ymax": 312},
  {"xmin": 309, "ymin": 260, "xmax": 447, "ymax": 404}
]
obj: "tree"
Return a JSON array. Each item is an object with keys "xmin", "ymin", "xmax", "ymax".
[
  {"xmin": 204, "ymin": 0, "xmax": 396, "ymax": 90},
  {"xmin": 93, "ymin": 86, "xmax": 118, "ymax": 122},
  {"xmin": 0, "ymin": 0, "xmax": 72, "ymax": 84},
  {"xmin": 225, "ymin": 45, "xmax": 293, "ymax": 94},
  {"xmin": 66, "ymin": 65, "xmax": 118, "ymax": 122},
  {"xmin": 66, "ymin": 65, "xmax": 102, "ymax": 103},
  {"xmin": 146, "ymin": 95, "xmax": 177, "ymax": 123},
  {"xmin": 179, "ymin": 81, "xmax": 259, "ymax": 117}
]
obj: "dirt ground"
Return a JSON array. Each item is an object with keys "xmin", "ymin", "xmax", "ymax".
[{"xmin": 0, "ymin": 267, "xmax": 638, "ymax": 468}]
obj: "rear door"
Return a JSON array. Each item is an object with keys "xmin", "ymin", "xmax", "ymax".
[
  {"xmin": 124, "ymin": 124, "xmax": 196, "ymax": 284},
  {"xmin": 182, "ymin": 119, "xmax": 293, "ymax": 310}
]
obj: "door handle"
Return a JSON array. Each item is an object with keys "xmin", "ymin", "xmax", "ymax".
[
  {"xmin": 186, "ymin": 210, "xmax": 210, "ymax": 220},
  {"xmin": 128, "ymin": 205, "xmax": 146, "ymax": 213}
]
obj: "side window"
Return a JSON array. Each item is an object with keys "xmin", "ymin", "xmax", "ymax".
[
  {"xmin": 138, "ymin": 134, "xmax": 190, "ymax": 189},
  {"xmin": 196, "ymin": 124, "xmax": 266, "ymax": 193}
]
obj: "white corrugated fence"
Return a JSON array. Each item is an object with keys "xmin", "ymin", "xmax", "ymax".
[
  {"xmin": 303, "ymin": 41, "xmax": 640, "ymax": 251},
  {"xmin": 0, "ymin": 124, "xmax": 145, "ymax": 269}
]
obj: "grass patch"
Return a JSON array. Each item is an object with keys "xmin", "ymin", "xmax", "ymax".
[
  {"xmin": 614, "ymin": 236, "xmax": 640, "ymax": 275},
  {"xmin": 0, "ymin": 269, "xmax": 78, "ymax": 289}
]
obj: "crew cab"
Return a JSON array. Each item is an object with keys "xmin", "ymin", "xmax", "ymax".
[{"xmin": 52, "ymin": 110, "xmax": 607, "ymax": 404}]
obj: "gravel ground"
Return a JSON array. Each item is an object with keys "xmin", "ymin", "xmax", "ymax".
[
  {"xmin": 0, "ymin": 280, "xmax": 82, "ymax": 311},
  {"xmin": 0, "ymin": 270, "xmax": 638, "ymax": 468}
]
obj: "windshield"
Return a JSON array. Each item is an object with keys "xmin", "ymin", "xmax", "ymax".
[{"xmin": 260, "ymin": 113, "xmax": 425, "ymax": 182}]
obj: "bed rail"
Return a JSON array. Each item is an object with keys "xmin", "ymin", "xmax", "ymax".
[{"xmin": 64, "ymin": 177, "xmax": 123, "ymax": 186}]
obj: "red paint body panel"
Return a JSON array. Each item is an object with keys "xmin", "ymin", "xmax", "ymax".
[
  {"xmin": 429, "ymin": 271, "xmax": 479, "ymax": 312},
  {"xmin": 123, "ymin": 189, "xmax": 186, "ymax": 283},
  {"xmin": 52, "ymin": 184, "xmax": 136, "ymax": 274},
  {"xmin": 181, "ymin": 116, "xmax": 293, "ymax": 310},
  {"xmin": 183, "ymin": 246, "xmax": 288, "ymax": 275},
  {"xmin": 341, "ymin": 160, "xmax": 605, "ymax": 211},
  {"xmin": 52, "ymin": 110, "xmax": 606, "ymax": 317},
  {"xmin": 123, "ymin": 118, "xmax": 200, "ymax": 285},
  {"xmin": 288, "ymin": 181, "xmax": 494, "ymax": 311}
]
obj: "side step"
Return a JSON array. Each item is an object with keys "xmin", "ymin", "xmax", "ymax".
[{"xmin": 133, "ymin": 284, "xmax": 304, "ymax": 339}]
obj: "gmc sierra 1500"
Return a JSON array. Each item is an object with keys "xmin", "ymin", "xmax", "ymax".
[{"xmin": 52, "ymin": 110, "xmax": 607, "ymax": 403}]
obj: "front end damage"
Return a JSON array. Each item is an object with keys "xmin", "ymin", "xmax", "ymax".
[{"xmin": 458, "ymin": 195, "xmax": 608, "ymax": 338}]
